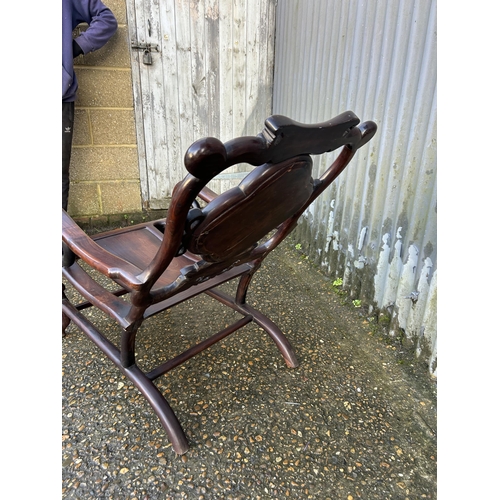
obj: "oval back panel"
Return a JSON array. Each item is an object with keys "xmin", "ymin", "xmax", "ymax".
[{"xmin": 188, "ymin": 156, "xmax": 313, "ymax": 262}]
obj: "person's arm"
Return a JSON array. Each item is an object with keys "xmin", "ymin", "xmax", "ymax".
[{"xmin": 73, "ymin": 0, "xmax": 117, "ymax": 55}]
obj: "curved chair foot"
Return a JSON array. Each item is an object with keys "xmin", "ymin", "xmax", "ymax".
[
  {"xmin": 62, "ymin": 300, "xmax": 189, "ymax": 455},
  {"xmin": 62, "ymin": 284, "xmax": 71, "ymax": 336},
  {"xmin": 62, "ymin": 311, "xmax": 71, "ymax": 336},
  {"xmin": 243, "ymin": 304, "xmax": 299, "ymax": 368},
  {"xmin": 205, "ymin": 289, "xmax": 299, "ymax": 368},
  {"xmin": 127, "ymin": 364, "xmax": 189, "ymax": 455}
]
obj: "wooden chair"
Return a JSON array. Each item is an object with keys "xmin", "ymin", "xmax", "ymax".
[{"xmin": 62, "ymin": 111, "xmax": 376, "ymax": 455}]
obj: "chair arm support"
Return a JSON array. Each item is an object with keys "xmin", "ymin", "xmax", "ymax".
[
  {"xmin": 62, "ymin": 210, "xmax": 144, "ymax": 289},
  {"xmin": 198, "ymin": 186, "xmax": 218, "ymax": 203}
]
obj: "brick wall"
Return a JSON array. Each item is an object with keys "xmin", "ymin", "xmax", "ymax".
[{"xmin": 68, "ymin": 0, "xmax": 142, "ymax": 219}]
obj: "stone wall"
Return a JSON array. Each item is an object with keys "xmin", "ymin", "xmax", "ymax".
[{"xmin": 68, "ymin": 0, "xmax": 142, "ymax": 220}]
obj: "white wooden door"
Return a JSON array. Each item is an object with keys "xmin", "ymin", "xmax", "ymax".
[{"xmin": 126, "ymin": 0, "xmax": 277, "ymax": 209}]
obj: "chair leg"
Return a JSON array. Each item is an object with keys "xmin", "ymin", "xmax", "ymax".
[
  {"xmin": 62, "ymin": 284, "xmax": 71, "ymax": 336},
  {"xmin": 235, "ymin": 272, "xmax": 253, "ymax": 304},
  {"xmin": 62, "ymin": 311, "xmax": 71, "ymax": 336},
  {"xmin": 125, "ymin": 363, "xmax": 190, "ymax": 455},
  {"xmin": 235, "ymin": 270, "xmax": 299, "ymax": 367},
  {"xmin": 205, "ymin": 288, "xmax": 299, "ymax": 368},
  {"xmin": 62, "ymin": 300, "xmax": 190, "ymax": 455},
  {"xmin": 121, "ymin": 324, "xmax": 140, "ymax": 368},
  {"xmin": 242, "ymin": 303, "xmax": 299, "ymax": 368}
]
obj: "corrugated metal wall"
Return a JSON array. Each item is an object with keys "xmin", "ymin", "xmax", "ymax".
[{"xmin": 273, "ymin": 0, "xmax": 437, "ymax": 375}]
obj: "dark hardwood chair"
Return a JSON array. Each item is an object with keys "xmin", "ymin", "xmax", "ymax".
[{"xmin": 62, "ymin": 111, "xmax": 377, "ymax": 455}]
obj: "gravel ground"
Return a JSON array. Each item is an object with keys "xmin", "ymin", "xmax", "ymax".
[{"xmin": 62, "ymin": 242, "xmax": 437, "ymax": 499}]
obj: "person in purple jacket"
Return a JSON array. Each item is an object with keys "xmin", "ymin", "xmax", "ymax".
[{"xmin": 62, "ymin": 0, "xmax": 117, "ymax": 211}]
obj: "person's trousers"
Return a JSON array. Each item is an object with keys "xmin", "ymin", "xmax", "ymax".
[{"xmin": 62, "ymin": 101, "xmax": 75, "ymax": 211}]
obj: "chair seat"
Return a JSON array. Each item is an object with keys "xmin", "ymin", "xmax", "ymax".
[
  {"xmin": 93, "ymin": 222, "xmax": 198, "ymax": 289},
  {"xmin": 64, "ymin": 220, "xmax": 256, "ymax": 325}
]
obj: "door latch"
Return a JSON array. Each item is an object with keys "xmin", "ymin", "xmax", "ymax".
[{"xmin": 131, "ymin": 42, "xmax": 159, "ymax": 66}]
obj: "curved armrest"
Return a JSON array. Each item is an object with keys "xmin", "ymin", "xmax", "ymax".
[{"xmin": 62, "ymin": 210, "xmax": 144, "ymax": 289}]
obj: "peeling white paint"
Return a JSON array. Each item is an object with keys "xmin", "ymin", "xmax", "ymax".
[
  {"xmin": 354, "ymin": 256, "xmax": 366, "ymax": 269},
  {"xmin": 343, "ymin": 261, "xmax": 352, "ymax": 288},
  {"xmin": 406, "ymin": 257, "xmax": 433, "ymax": 337},
  {"xmin": 306, "ymin": 202, "xmax": 316, "ymax": 219},
  {"xmin": 374, "ymin": 233, "xmax": 391, "ymax": 307},
  {"xmin": 324, "ymin": 210, "xmax": 335, "ymax": 253},
  {"xmin": 332, "ymin": 231, "xmax": 339, "ymax": 251},
  {"xmin": 358, "ymin": 227, "xmax": 367, "ymax": 250},
  {"xmin": 395, "ymin": 245, "xmax": 419, "ymax": 332},
  {"xmin": 421, "ymin": 270, "xmax": 437, "ymax": 375},
  {"xmin": 381, "ymin": 229, "xmax": 404, "ymax": 309},
  {"xmin": 353, "ymin": 227, "xmax": 368, "ymax": 269}
]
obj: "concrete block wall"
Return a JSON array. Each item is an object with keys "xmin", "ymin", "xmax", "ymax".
[{"xmin": 68, "ymin": 0, "xmax": 142, "ymax": 220}]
